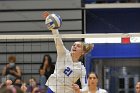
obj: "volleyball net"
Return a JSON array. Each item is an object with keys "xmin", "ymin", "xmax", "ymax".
[
  {"xmin": 0, "ymin": 33, "xmax": 139, "ymax": 83},
  {"xmin": 0, "ymin": 33, "xmax": 140, "ymax": 43},
  {"xmin": 0, "ymin": 33, "xmax": 139, "ymax": 39}
]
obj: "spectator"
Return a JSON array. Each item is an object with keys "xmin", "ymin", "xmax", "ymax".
[
  {"xmin": 136, "ymin": 81, "xmax": 140, "ymax": 93},
  {"xmin": 27, "ymin": 77, "xmax": 42, "ymax": 93},
  {"xmin": 0, "ymin": 86, "xmax": 24, "ymax": 93},
  {"xmin": 2, "ymin": 55, "xmax": 22, "ymax": 83},
  {"xmin": 5, "ymin": 79, "xmax": 13, "ymax": 88},
  {"xmin": 0, "ymin": 79, "xmax": 13, "ymax": 89},
  {"xmin": 0, "ymin": 87, "xmax": 13, "ymax": 93},
  {"xmin": 39, "ymin": 68, "xmax": 46, "ymax": 89},
  {"xmin": 0, "ymin": 79, "xmax": 22, "ymax": 93},
  {"xmin": 14, "ymin": 78, "xmax": 22, "ymax": 88},
  {"xmin": 72, "ymin": 72, "xmax": 108, "ymax": 93},
  {"xmin": 21, "ymin": 83, "xmax": 27, "ymax": 93},
  {"xmin": 39, "ymin": 55, "xmax": 55, "ymax": 80}
]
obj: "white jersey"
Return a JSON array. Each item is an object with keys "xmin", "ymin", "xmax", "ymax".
[
  {"xmin": 81, "ymin": 86, "xmax": 108, "ymax": 93},
  {"xmin": 46, "ymin": 29, "xmax": 87, "ymax": 93}
]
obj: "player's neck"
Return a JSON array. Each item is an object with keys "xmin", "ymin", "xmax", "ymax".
[
  {"xmin": 89, "ymin": 86, "xmax": 98, "ymax": 93},
  {"xmin": 71, "ymin": 53, "xmax": 79, "ymax": 62}
]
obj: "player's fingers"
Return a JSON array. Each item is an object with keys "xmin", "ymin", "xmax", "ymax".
[{"xmin": 72, "ymin": 84, "xmax": 79, "ymax": 89}]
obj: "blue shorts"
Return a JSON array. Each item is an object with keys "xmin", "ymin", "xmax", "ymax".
[{"xmin": 46, "ymin": 87, "xmax": 54, "ymax": 93}]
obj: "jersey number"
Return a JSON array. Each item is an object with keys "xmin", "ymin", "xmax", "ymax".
[{"xmin": 64, "ymin": 67, "xmax": 73, "ymax": 77}]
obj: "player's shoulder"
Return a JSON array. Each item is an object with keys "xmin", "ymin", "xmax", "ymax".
[
  {"xmin": 66, "ymin": 49, "xmax": 70, "ymax": 55},
  {"xmin": 80, "ymin": 86, "xmax": 88, "ymax": 93},
  {"xmin": 98, "ymin": 88, "xmax": 108, "ymax": 93}
]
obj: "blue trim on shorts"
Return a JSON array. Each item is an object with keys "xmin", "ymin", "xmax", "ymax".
[{"xmin": 46, "ymin": 87, "xmax": 54, "ymax": 93}]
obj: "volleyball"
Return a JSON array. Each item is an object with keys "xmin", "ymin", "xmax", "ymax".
[{"xmin": 45, "ymin": 13, "xmax": 62, "ymax": 30}]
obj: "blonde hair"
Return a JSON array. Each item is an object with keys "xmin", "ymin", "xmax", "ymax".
[{"xmin": 83, "ymin": 43, "xmax": 94, "ymax": 54}]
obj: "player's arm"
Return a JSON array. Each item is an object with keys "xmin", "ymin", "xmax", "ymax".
[
  {"xmin": 10, "ymin": 66, "xmax": 21, "ymax": 77},
  {"xmin": 51, "ymin": 29, "xmax": 66, "ymax": 55},
  {"xmin": 72, "ymin": 84, "xmax": 81, "ymax": 93},
  {"xmin": 72, "ymin": 83, "xmax": 87, "ymax": 93},
  {"xmin": 43, "ymin": 12, "xmax": 66, "ymax": 55},
  {"xmin": 2, "ymin": 66, "xmax": 6, "ymax": 76},
  {"xmin": 15, "ymin": 66, "xmax": 21, "ymax": 77}
]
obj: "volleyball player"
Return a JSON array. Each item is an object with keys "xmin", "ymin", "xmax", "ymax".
[
  {"xmin": 43, "ymin": 12, "xmax": 93, "ymax": 93},
  {"xmin": 72, "ymin": 72, "xmax": 108, "ymax": 93},
  {"xmin": 136, "ymin": 81, "xmax": 140, "ymax": 93}
]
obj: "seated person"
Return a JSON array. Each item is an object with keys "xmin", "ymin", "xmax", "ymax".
[
  {"xmin": 21, "ymin": 83, "xmax": 27, "ymax": 93},
  {"xmin": 72, "ymin": 72, "xmax": 108, "ymax": 93},
  {"xmin": 39, "ymin": 54, "xmax": 55, "ymax": 80},
  {"xmin": 27, "ymin": 77, "xmax": 42, "ymax": 93},
  {"xmin": 2, "ymin": 55, "xmax": 22, "ymax": 83},
  {"xmin": 0, "ymin": 79, "xmax": 23, "ymax": 93},
  {"xmin": 14, "ymin": 78, "xmax": 23, "ymax": 88},
  {"xmin": 39, "ymin": 68, "xmax": 46, "ymax": 89},
  {"xmin": 0, "ymin": 79, "xmax": 13, "ymax": 88}
]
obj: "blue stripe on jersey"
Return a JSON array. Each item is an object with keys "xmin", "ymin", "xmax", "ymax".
[
  {"xmin": 85, "ymin": 76, "xmax": 87, "ymax": 84},
  {"xmin": 46, "ymin": 87, "xmax": 54, "ymax": 93}
]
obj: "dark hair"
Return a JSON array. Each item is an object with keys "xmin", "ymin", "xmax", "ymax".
[
  {"xmin": 40, "ymin": 54, "xmax": 52, "ymax": 69},
  {"xmin": 87, "ymin": 72, "xmax": 98, "ymax": 79}
]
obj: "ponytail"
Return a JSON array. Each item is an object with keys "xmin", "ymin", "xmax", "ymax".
[
  {"xmin": 78, "ymin": 42, "xmax": 94, "ymax": 61},
  {"xmin": 83, "ymin": 43, "xmax": 94, "ymax": 54}
]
